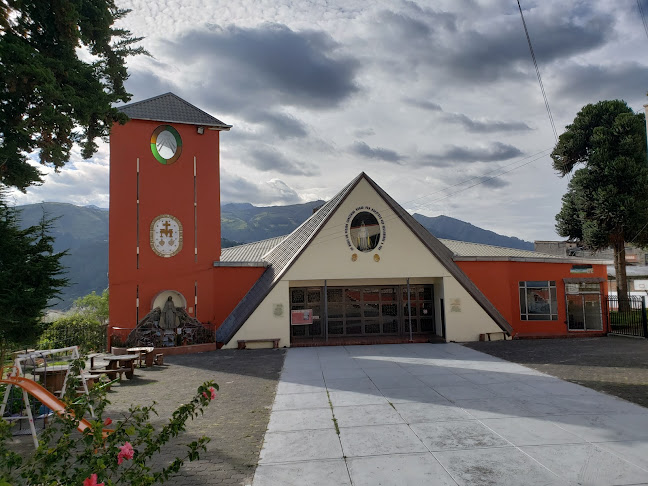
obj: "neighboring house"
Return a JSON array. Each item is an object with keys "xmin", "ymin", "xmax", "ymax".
[
  {"xmin": 108, "ymin": 93, "xmax": 612, "ymax": 350},
  {"xmin": 535, "ymin": 240, "xmax": 648, "ymax": 264},
  {"xmin": 607, "ymin": 265, "xmax": 648, "ymax": 301},
  {"xmin": 535, "ymin": 241, "xmax": 648, "ymax": 301}
]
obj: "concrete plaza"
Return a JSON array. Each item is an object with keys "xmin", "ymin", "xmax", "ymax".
[{"xmin": 253, "ymin": 343, "xmax": 648, "ymax": 486}]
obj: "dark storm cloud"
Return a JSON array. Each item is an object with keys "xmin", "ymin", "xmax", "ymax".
[
  {"xmin": 164, "ymin": 23, "xmax": 360, "ymax": 110},
  {"xmin": 418, "ymin": 142, "xmax": 523, "ymax": 167},
  {"xmin": 443, "ymin": 113, "xmax": 532, "ymax": 133},
  {"xmin": 123, "ymin": 70, "xmax": 177, "ymax": 105},
  {"xmin": 440, "ymin": 11, "xmax": 614, "ymax": 83},
  {"xmin": 249, "ymin": 111, "xmax": 309, "ymax": 139},
  {"xmin": 350, "ymin": 141, "xmax": 404, "ymax": 163},
  {"xmin": 377, "ymin": 5, "xmax": 613, "ymax": 84},
  {"xmin": 248, "ymin": 147, "xmax": 319, "ymax": 176},
  {"xmin": 403, "ymin": 98, "xmax": 442, "ymax": 112},
  {"xmin": 555, "ymin": 62, "xmax": 648, "ymax": 109},
  {"xmin": 402, "ymin": 97, "xmax": 531, "ymax": 132},
  {"xmin": 353, "ymin": 128, "xmax": 375, "ymax": 138}
]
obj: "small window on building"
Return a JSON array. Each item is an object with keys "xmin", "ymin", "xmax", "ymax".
[{"xmin": 519, "ymin": 281, "xmax": 558, "ymax": 321}]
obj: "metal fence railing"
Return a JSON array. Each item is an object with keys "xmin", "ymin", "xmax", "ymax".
[
  {"xmin": 605, "ymin": 295, "xmax": 647, "ymax": 338},
  {"xmin": 39, "ymin": 323, "xmax": 108, "ymax": 353}
]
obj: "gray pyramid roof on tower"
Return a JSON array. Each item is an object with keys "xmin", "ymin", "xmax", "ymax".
[{"xmin": 118, "ymin": 92, "xmax": 231, "ymax": 129}]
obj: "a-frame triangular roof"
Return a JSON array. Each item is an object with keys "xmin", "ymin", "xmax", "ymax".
[
  {"xmin": 215, "ymin": 173, "xmax": 512, "ymax": 344},
  {"xmin": 118, "ymin": 92, "xmax": 232, "ymax": 129}
]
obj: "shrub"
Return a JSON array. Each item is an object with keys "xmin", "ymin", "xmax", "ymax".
[{"xmin": 38, "ymin": 314, "xmax": 106, "ymax": 352}]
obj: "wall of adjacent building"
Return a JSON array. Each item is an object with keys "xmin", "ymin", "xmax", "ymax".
[{"xmin": 457, "ymin": 260, "xmax": 609, "ymax": 337}]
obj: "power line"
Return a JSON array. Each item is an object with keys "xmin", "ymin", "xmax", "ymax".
[
  {"xmin": 637, "ymin": 0, "xmax": 648, "ymax": 41},
  {"xmin": 517, "ymin": 0, "xmax": 558, "ymax": 143}
]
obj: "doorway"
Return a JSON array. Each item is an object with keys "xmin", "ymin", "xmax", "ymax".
[{"xmin": 566, "ymin": 282, "xmax": 603, "ymax": 331}]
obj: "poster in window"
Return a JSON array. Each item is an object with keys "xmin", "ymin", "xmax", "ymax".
[{"xmin": 291, "ymin": 309, "xmax": 313, "ymax": 325}]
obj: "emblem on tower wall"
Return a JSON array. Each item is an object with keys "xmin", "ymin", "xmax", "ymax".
[{"xmin": 150, "ymin": 214, "xmax": 183, "ymax": 257}]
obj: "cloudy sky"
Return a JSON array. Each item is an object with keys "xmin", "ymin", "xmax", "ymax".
[{"xmin": 8, "ymin": 0, "xmax": 648, "ymax": 242}]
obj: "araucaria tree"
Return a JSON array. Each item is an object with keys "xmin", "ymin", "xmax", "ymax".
[
  {"xmin": 551, "ymin": 100, "xmax": 648, "ymax": 303},
  {"xmin": 0, "ymin": 0, "xmax": 146, "ymax": 191}
]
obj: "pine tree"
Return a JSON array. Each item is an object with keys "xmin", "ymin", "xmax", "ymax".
[{"xmin": 0, "ymin": 194, "xmax": 68, "ymax": 360}]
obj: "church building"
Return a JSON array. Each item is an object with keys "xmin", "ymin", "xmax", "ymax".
[{"xmin": 108, "ymin": 94, "xmax": 610, "ymax": 350}]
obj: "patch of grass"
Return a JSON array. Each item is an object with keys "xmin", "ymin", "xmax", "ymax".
[
  {"xmin": 326, "ymin": 390, "xmax": 340, "ymax": 436},
  {"xmin": 332, "ymin": 416, "xmax": 340, "ymax": 435}
]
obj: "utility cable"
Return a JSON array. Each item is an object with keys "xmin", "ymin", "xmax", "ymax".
[
  {"xmin": 517, "ymin": 0, "xmax": 558, "ymax": 143},
  {"xmin": 638, "ymin": 0, "xmax": 648, "ymax": 41}
]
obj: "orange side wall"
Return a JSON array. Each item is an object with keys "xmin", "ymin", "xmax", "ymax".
[
  {"xmin": 212, "ymin": 267, "xmax": 267, "ymax": 326},
  {"xmin": 456, "ymin": 260, "xmax": 609, "ymax": 337},
  {"xmin": 109, "ymin": 120, "xmax": 222, "ymax": 337}
]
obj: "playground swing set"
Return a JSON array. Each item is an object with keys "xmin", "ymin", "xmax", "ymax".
[{"xmin": 0, "ymin": 346, "xmax": 114, "ymax": 447}]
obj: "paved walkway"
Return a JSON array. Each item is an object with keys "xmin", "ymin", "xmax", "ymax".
[
  {"xmin": 464, "ymin": 337, "xmax": 648, "ymax": 408},
  {"xmin": 253, "ymin": 343, "xmax": 648, "ymax": 486}
]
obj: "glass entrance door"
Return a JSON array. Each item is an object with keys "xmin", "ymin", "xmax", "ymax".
[
  {"xmin": 566, "ymin": 283, "xmax": 603, "ymax": 331},
  {"xmin": 290, "ymin": 284, "xmax": 436, "ymax": 339}
]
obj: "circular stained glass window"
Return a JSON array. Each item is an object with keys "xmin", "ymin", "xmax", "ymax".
[{"xmin": 151, "ymin": 125, "xmax": 182, "ymax": 165}]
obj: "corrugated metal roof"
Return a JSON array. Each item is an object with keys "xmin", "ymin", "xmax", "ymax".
[
  {"xmin": 440, "ymin": 239, "xmax": 562, "ymax": 259},
  {"xmin": 219, "ymin": 236, "xmax": 567, "ymax": 263},
  {"xmin": 220, "ymin": 236, "xmax": 287, "ymax": 262},
  {"xmin": 118, "ymin": 92, "xmax": 231, "ymax": 129}
]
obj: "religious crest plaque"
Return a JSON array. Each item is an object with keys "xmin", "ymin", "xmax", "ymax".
[{"xmin": 150, "ymin": 214, "xmax": 183, "ymax": 257}]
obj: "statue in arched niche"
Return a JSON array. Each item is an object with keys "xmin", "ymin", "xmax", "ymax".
[{"xmin": 161, "ymin": 296, "xmax": 178, "ymax": 330}]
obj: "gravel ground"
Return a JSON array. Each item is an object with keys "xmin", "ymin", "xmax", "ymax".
[
  {"xmin": 5, "ymin": 348, "xmax": 286, "ymax": 485},
  {"xmin": 463, "ymin": 336, "xmax": 648, "ymax": 408}
]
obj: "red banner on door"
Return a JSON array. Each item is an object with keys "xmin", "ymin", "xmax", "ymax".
[{"xmin": 291, "ymin": 309, "xmax": 313, "ymax": 325}]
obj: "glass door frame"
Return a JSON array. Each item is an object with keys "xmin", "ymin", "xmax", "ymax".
[{"xmin": 565, "ymin": 282, "xmax": 603, "ymax": 331}]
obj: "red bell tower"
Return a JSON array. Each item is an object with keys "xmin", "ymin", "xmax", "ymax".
[{"xmin": 108, "ymin": 93, "xmax": 231, "ymax": 340}]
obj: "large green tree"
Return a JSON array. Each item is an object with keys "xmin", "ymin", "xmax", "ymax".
[
  {"xmin": 551, "ymin": 100, "xmax": 648, "ymax": 302},
  {"xmin": 0, "ymin": 0, "xmax": 145, "ymax": 190},
  {"xmin": 0, "ymin": 194, "xmax": 68, "ymax": 363}
]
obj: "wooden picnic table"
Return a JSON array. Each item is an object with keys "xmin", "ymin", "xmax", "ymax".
[
  {"xmin": 91, "ymin": 354, "xmax": 139, "ymax": 380},
  {"xmin": 127, "ymin": 347, "xmax": 155, "ymax": 367},
  {"xmin": 32, "ymin": 365, "xmax": 69, "ymax": 395}
]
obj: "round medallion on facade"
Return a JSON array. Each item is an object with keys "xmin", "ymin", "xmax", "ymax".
[
  {"xmin": 150, "ymin": 125, "xmax": 182, "ymax": 165},
  {"xmin": 150, "ymin": 214, "xmax": 183, "ymax": 257}
]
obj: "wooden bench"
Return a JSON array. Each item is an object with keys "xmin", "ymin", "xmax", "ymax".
[
  {"xmin": 237, "ymin": 338, "xmax": 280, "ymax": 350},
  {"xmin": 479, "ymin": 332, "xmax": 508, "ymax": 341}
]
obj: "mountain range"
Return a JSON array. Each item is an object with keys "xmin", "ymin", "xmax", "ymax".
[{"xmin": 16, "ymin": 201, "xmax": 533, "ymax": 309}]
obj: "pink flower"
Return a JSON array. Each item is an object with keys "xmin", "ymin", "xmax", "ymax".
[
  {"xmin": 117, "ymin": 442, "xmax": 134, "ymax": 465},
  {"xmin": 103, "ymin": 418, "xmax": 112, "ymax": 426},
  {"xmin": 203, "ymin": 387, "xmax": 217, "ymax": 401},
  {"xmin": 83, "ymin": 474, "xmax": 104, "ymax": 486}
]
